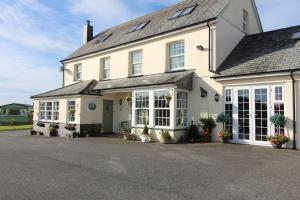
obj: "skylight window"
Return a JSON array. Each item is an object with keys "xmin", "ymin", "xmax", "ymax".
[
  {"xmin": 128, "ymin": 21, "xmax": 150, "ymax": 33},
  {"xmin": 170, "ymin": 4, "xmax": 197, "ymax": 19},
  {"xmin": 292, "ymin": 32, "xmax": 300, "ymax": 40},
  {"xmin": 99, "ymin": 33, "xmax": 112, "ymax": 42}
]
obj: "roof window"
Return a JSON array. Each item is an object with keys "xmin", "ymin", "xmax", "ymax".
[
  {"xmin": 170, "ymin": 4, "xmax": 197, "ymax": 19},
  {"xmin": 94, "ymin": 33, "xmax": 112, "ymax": 44},
  {"xmin": 128, "ymin": 21, "xmax": 150, "ymax": 33},
  {"xmin": 292, "ymin": 32, "xmax": 300, "ymax": 40}
]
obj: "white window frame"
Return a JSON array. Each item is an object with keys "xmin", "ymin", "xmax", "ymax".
[
  {"xmin": 176, "ymin": 90, "xmax": 189, "ymax": 128},
  {"xmin": 154, "ymin": 90, "xmax": 171, "ymax": 128},
  {"xmin": 132, "ymin": 88, "xmax": 185, "ymax": 130},
  {"xmin": 168, "ymin": 41, "xmax": 185, "ymax": 71},
  {"xmin": 130, "ymin": 50, "xmax": 143, "ymax": 76},
  {"xmin": 74, "ymin": 64, "xmax": 82, "ymax": 81},
  {"xmin": 271, "ymin": 85, "xmax": 286, "ymax": 135},
  {"xmin": 134, "ymin": 92, "xmax": 150, "ymax": 126},
  {"xmin": 67, "ymin": 100, "xmax": 76, "ymax": 123},
  {"xmin": 39, "ymin": 101, "xmax": 59, "ymax": 122},
  {"xmin": 101, "ymin": 57, "xmax": 111, "ymax": 80}
]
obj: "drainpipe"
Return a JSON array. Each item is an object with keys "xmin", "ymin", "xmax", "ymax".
[
  {"xmin": 60, "ymin": 62, "xmax": 65, "ymax": 87},
  {"xmin": 290, "ymin": 70, "xmax": 297, "ymax": 150},
  {"xmin": 207, "ymin": 22, "xmax": 214, "ymax": 73}
]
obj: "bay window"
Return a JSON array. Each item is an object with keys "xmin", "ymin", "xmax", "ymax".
[
  {"xmin": 154, "ymin": 91, "xmax": 170, "ymax": 127},
  {"xmin": 133, "ymin": 89, "xmax": 188, "ymax": 129},
  {"xmin": 40, "ymin": 102, "xmax": 46, "ymax": 121},
  {"xmin": 68, "ymin": 100, "xmax": 76, "ymax": 122},
  {"xmin": 135, "ymin": 92, "xmax": 149, "ymax": 125},
  {"xmin": 176, "ymin": 91, "xmax": 188, "ymax": 127},
  {"xmin": 39, "ymin": 101, "xmax": 59, "ymax": 122}
]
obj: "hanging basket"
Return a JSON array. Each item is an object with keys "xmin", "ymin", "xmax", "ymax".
[
  {"xmin": 125, "ymin": 96, "xmax": 132, "ymax": 106},
  {"xmin": 164, "ymin": 94, "xmax": 172, "ymax": 105}
]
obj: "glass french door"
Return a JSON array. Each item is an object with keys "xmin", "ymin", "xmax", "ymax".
[
  {"xmin": 234, "ymin": 87, "xmax": 270, "ymax": 144},
  {"xmin": 254, "ymin": 88, "xmax": 269, "ymax": 142},
  {"xmin": 237, "ymin": 89, "xmax": 250, "ymax": 141}
]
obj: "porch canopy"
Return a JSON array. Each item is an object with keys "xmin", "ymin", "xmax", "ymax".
[{"xmin": 93, "ymin": 70, "xmax": 194, "ymax": 93}]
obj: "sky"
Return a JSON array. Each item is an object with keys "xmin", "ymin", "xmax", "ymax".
[{"xmin": 0, "ymin": 0, "xmax": 300, "ymax": 105}]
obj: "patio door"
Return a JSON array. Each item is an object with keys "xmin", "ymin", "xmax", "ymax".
[{"xmin": 234, "ymin": 87, "xmax": 270, "ymax": 145}]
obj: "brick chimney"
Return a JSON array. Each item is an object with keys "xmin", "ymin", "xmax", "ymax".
[{"xmin": 83, "ymin": 20, "xmax": 93, "ymax": 44}]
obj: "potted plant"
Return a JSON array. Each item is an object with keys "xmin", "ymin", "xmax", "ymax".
[
  {"xmin": 218, "ymin": 129, "xmax": 231, "ymax": 144},
  {"xmin": 186, "ymin": 121, "xmax": 200, "ymax": 143},
  {"xmin": 268, "ymin": 114, "xmax": 288, "ymax": 149},
  {"xmin": 122, "ymin": 128, "xmax": 132, "ymax": 141},
  {"xmin": 267, "ymin": 134, "xmax": 289, "ymax": 149},
  {"xmin": 140, "ymin": 125, "xmax": 149, "ymax": 143},
  {"xmin": 217, "ymin": 112, "xmax": 232, "ymax": 143},
  {"xmin": 199, "ymin": 117, "xmax": 216, "ymax": 142},
  {"xmin": 37, "ymin": 122, "xmax": 45, "ymax": 127},
  {"xmin": 158, "ymin": 130, "xmax": 173, "ymax": 144},
  {"xmin": 65, "ymin": 124, "xmax": 76, "ymax": 131}
]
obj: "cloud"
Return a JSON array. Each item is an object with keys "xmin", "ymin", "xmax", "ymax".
[{"xmin": 0, "ymin": 0, "xmax": 76, "ymax": 53}]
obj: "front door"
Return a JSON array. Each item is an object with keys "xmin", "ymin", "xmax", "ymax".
[
  {"xmin": 234, "ymin": 87, "xmax": 270, "ymax": 145},
  {"xmin": 103, "ymin": 100, "xmax": 114, "ymax": 133}
]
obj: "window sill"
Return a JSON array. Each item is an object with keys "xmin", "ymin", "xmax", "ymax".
[{"xmin": 128, "ymin": 74, "xmax": 143, "ymax": 78}]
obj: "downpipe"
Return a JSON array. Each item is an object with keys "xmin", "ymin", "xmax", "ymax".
[{"xmin": 290, "ymin": 70, "xmax": 297, "ymax": 150}]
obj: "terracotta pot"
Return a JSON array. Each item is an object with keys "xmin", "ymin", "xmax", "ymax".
[{"xmin": 158, "ymin": 135, "xmax": 172, "ymax": 144}]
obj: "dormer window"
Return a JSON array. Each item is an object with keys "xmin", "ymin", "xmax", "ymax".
[
  {"xmin": 128, "ymin": 21, "xmax": 150, "ymax": 33},
  {"xmin": 292, "ymin": 32, "xmax": 300, "ymax": 40},
  {"xmin": 170, "ymin": 5, "xmax": 197, "ymax": 19}
]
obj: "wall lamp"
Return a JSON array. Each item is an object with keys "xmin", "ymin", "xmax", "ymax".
[{"xmin": 215, "ymin": 93, "xmax": 220, "ymax": 102}]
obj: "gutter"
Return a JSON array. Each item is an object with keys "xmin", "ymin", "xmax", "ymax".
[
  {"xmin": 212, "ymin": 69, "xmax": 300, "ymax": 80},
  {"xmin": 290, "ymin": 70, "xmax": 297, "ymax": 150}
]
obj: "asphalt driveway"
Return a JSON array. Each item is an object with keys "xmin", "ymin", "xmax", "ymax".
[{"xmin": 0, "ymin": 131, "xmax": 299, "ymax": 200}]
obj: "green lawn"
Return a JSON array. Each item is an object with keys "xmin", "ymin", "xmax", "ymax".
[{"xmin": 0, "ymin": 125, "xmax": 33, "ymax": 131}]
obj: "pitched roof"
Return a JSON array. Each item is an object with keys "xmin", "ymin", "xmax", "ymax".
[
  {"xmin": 93, "ymin": 70, "xmax": 194, "ymax": 91},
  {"xmin": 0, "ymin": 103, "xmax": 33, "ymax": 108},
  {"xmin": 215, "ymin": 25, "xmax": 300, "ymax": 78},
  {"xmin": 62, "ymin": 0, "xmax": 230, "ymax": 62},
  {"xmin": 31, "ymin": 80, "xmax": 98, "ymax": 99}
]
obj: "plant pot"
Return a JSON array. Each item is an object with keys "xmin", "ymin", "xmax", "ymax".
[
  {"xmin": 123, "ymin": 135, "xmax": 129, "ymax": 141},
  {"xmin": 200, "ymin": 134, "xmax": 211, "ymax": 143},
  {"xmin": 221, "ymin": 137, "xmax": 229, "ymax": 144},
  {"xmin": 158, "ymin": 135, "xmax": 172, "ymax": 144},
  {"xmin": 271, "ymin": 142, "xmax": 283, "ymax": 149}
]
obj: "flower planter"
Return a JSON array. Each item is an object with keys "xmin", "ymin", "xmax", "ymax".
[
  {"xmin": 271, "ymin": 142, "xmax": 283, "ymax": 149},
  {"xmin": 140, "ymin": 135, "xmax": 149, "ymax": 143},
  {"xmin": 222, "ymin": 138, "xmax": 229, "ymax": 144},
  {"xmin": 158, "ymin": 134, "xmax": 172, "ymax": 144},
  {"xmin": 200, "ymin": 135, "xmax": 211, "ymax": 143}
]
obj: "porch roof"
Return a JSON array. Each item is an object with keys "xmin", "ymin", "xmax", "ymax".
[
  {"xmin": 31, "ymin": 80, "xmax": 99, "ymax": 99},
  {"xmin": 93, "ymin": 70, "xmax": 194, "ymax": 92}
]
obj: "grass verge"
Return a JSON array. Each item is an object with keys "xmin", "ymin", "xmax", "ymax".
[{"xmin": 0, "ymin": 125, "xmax": 33, "ymax": 131}]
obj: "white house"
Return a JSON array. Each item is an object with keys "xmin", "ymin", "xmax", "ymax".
[{"xmin": 31, "ymin": 0, "xmax": 300, "ymax": 149}]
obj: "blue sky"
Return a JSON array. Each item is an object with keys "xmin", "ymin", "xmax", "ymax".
[{"xmin": 0, "ymin": 0, "xmax": 299, "ymax": 105}]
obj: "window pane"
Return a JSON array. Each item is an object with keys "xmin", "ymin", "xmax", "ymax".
[
  {"xmin": 176, "ymin": 91, "xmax": 188, "ymax": 127},
  {"xmin": 154, "ymin": 91, "xmax": 171, "ymax": 127},
  {"xmin": 132, "ymin": 51, "xmax": 142, "ymax": 75},
  {"xmin": 169, "ymin": 42, "xmax": 184, "ymax": 70},
  {"xmin": 135, "ymin": 92, "xmax": 149, "ymax": 125}
]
